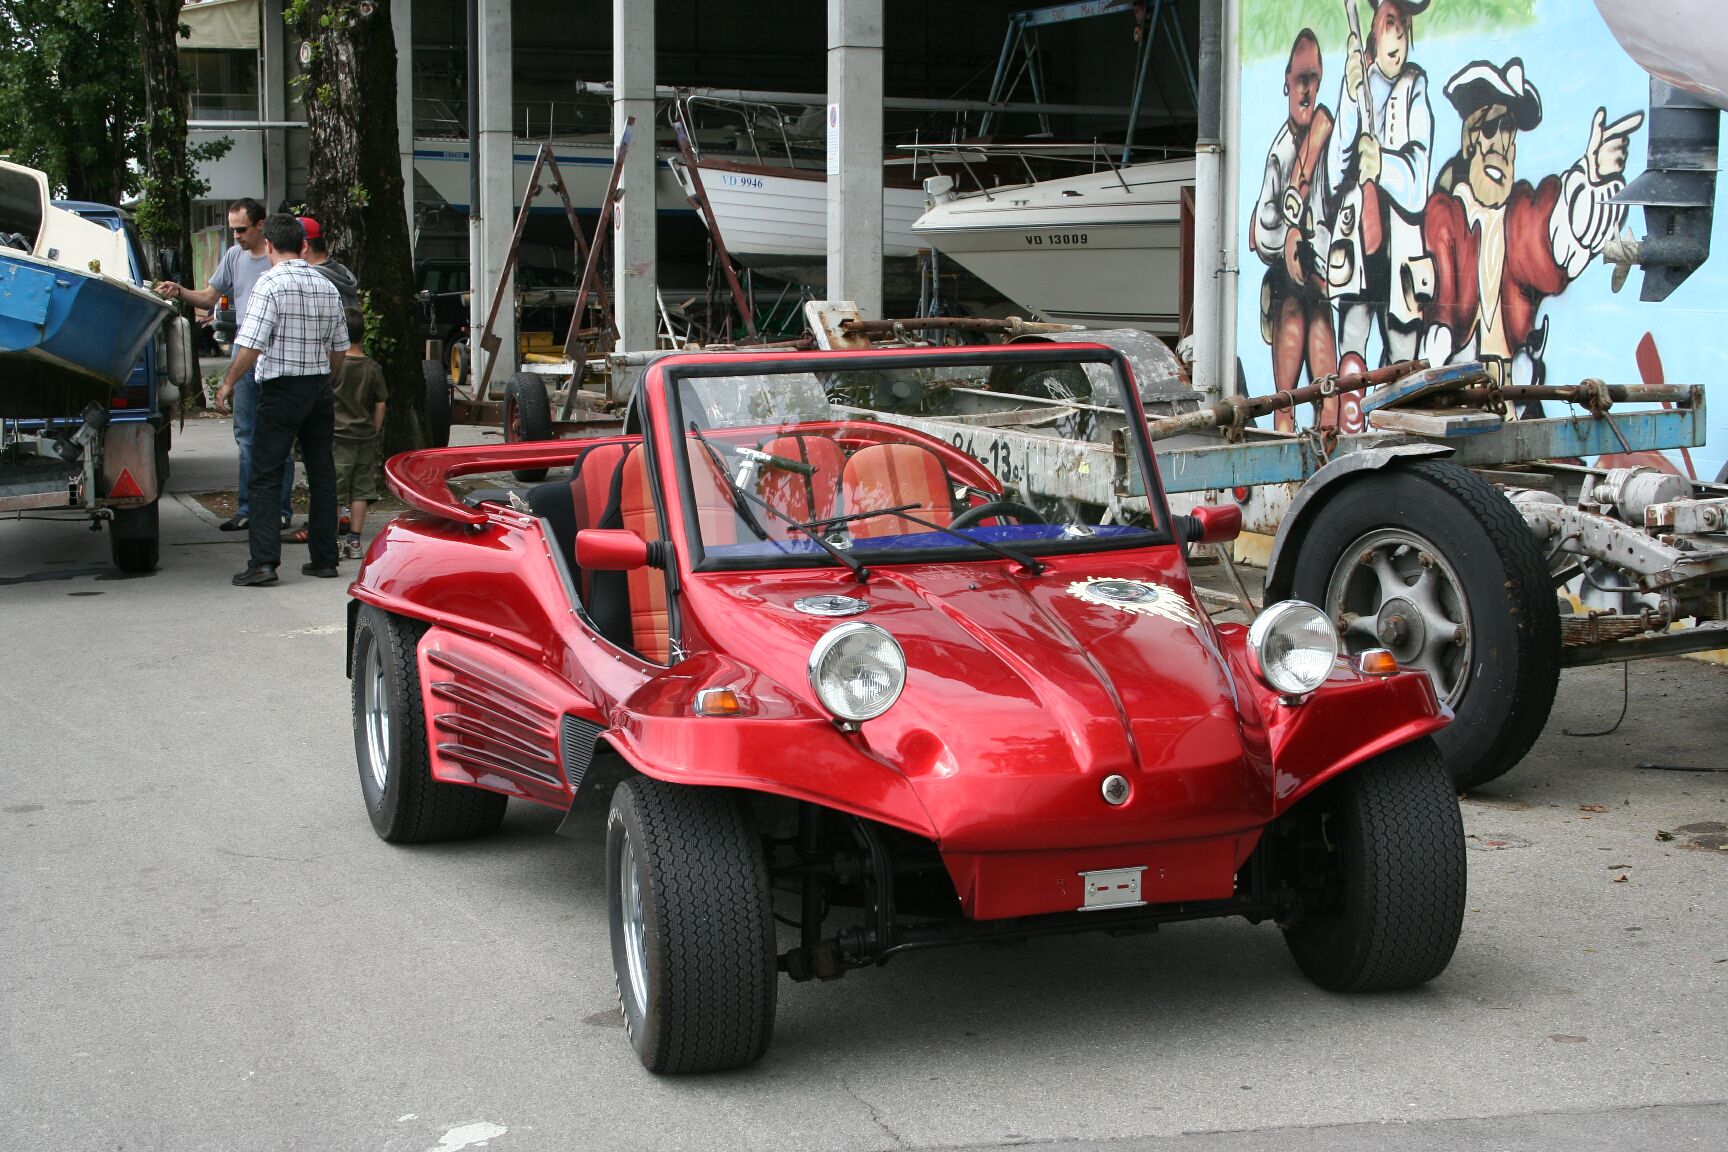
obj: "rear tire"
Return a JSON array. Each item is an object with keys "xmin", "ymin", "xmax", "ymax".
[
  {"xmin": 350, "ymin": 605, "xmax": 507, "ymax": 842},
  {"xmin": 1287, "ymin": 461, "xmax": 1560, "ymax": 789},
  {"xmin": 504, "ymin": 374, "xmax": 553, "ymax": 482},
  {"xmin": 110, "ymin": 502, "xmax": 160, "ymax": 573},
  {"xmin": 607, "ymin": 777, "xmax": 777, "ymax": 1074},
  {"xmin": 423, "ymin": 360, "xmax": 453, "ymax": 447},
  {"xmin": 1279, "ymin": 737, "xmax": 1466, "ymax": 992}
]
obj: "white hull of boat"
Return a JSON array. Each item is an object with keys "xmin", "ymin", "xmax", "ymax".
[
  {"xmin": 695, "ymin": 165, "xmax": 928, "ymax": 263},
  {"xmin": 913, "ymin": 159, "xmax": 1193, "ymax": 335},
  {"xmin": 412, "ymin": 139, "xmax": 693, "ymax": 215},
  {"xmin": 1594, "ymin": 0, "xmax": 1728, "ymax": 110}
]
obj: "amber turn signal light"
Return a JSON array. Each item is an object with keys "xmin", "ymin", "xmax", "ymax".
[
  {"xmin": 694, "ymin": 687, "xmax": 744, "ymax": 716},
  {"xmin": 1356, "ymin": 648, "xmax": 1399, "ymax": 676}
]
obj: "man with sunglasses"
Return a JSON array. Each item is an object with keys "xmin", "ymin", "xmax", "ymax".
[
  {"xmin": 1413, "ymin": 58, "xmax": 1641, "ymax": 416},
  {"xmin": 155, "ymin": 197, "xmax": 296, "ymax": 531}
]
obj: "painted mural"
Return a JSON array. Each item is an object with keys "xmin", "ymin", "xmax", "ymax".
[{"xmin": 1237, "ymin": 0, "xmax": 1727, "ymax": 479}]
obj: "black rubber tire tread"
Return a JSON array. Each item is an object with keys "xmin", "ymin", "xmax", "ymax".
[
  {"xmin": 351, "ymin": 606, "xmax": 507, "ymax": 843},
  {"xmin": 423, "ymin": 360, "xmax": 453, "ymax": 448},
  {"xmin": 1288, "ymin": 460, "xmax": 1560, "ymax": 790},
  {"xmin": 505, "ymin": 374, "xmax": 552, "ymax": 482},
  {"xmin": 608, "ymin": 777, "xmax": 776, "ymax": 1074},
  {"xmin": 110, "ymin": 502, "xmax": 160, "ymax": 573},
  {"xmin": 1282, "ymin": 736, "xmax": 1467, "ymax": 992}
]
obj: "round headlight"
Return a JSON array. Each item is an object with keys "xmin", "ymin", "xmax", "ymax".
[
  {"xmin": 808, "ymin": 622, "xmax": 906, "ymax": 722},
  {"xmin": 1246, "ymin": 600, "xmax": 1339, "ymax": 697}
]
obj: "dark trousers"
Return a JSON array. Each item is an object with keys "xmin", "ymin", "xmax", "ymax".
[{"xmin": 249, "ymin": 373, "xmax": 338, "ymax": 571}]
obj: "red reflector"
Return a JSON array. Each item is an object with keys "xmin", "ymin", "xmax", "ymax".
[
  {"xmin": 110, "ymin": 398, "xmax": 130, "ymax": 408},
  {"xmin": 110, "ymin": 468, "xmax": 145, "ymax": 500},
  {"xmin": 1232, "ymin": 486, "xmax": 1250, "ymax": 503}
]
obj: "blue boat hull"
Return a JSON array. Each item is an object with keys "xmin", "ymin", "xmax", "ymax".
[{"xmin": 0, "ymin": 254, "xmax": 172, "ymax": 418}]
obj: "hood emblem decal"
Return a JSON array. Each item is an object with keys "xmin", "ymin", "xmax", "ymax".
[
  {"xmin": 1068, "ymin": 577, "xmax": 1200, "ymax": 628},
  {"xmin": 793, "ymin": 594, "xmax": 870, "ymax": 617}
]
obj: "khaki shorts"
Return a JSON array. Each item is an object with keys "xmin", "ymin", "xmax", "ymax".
[{"xmin": 334, "ymin": 437, "xmax": 382, "ymax": 504}]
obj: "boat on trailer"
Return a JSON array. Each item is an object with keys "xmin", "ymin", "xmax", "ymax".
[
  {"xmin": 0, "ymin": 161, "xmax": 174, "ymax": 418},
  {"xmin": 911, "ymin": 151, "xmax": 1194, "ymax": 337}
]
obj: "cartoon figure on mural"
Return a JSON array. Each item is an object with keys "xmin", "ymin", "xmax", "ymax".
[
  {"xmin": 1247, "ymin": 3, "xmax": 1647, "ymax": 430},
  {"xmin": 1327, "ymin": 0, "xmax": 1432, "ymax": 431},
  {"xmin": 1410, "ymin": 58, "xmax": 1643, "ymax": 416},
  {"xmin": 1252, "ymin": 29, "xmax": 1341, "ymax": 432}
]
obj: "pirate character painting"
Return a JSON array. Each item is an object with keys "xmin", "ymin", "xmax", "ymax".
[
  {"xmin": 1412, "ymin": 58, "xmax": 1643, "ymax": 414},
  {"xmin": 1328, "ymin": 0, "xmax": 1433, "ymax": 379},
  {"xmin": 1252, "ymin": 28, "xmax": 1341, "ymax": 431}
]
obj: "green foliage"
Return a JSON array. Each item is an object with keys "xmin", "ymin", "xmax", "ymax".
[
  {"xmin": 135, "ymin": 135, "xmax": 233, "ymax": 244},
  {"xmin": 0, "ymin": 0, "xmax": 142, "ymax": 201},
  {"xmin": 360, "ymin": 289, "xmax": 396, "ymax": 360},
  {"xmin": 1240, "ymin": 0, "xmax": 1537, "ymax": 64}
]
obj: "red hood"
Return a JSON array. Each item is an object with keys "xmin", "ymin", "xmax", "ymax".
[{"xmin": 688, "ymin": 549, "xmax": 1273, "ymax": 852}]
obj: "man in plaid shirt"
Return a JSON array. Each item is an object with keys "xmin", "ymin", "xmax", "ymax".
[{"xmin": 217, "ymin": 214, "xmax": 350, "ymax": 586}]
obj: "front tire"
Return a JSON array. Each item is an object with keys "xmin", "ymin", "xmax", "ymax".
[
  {"xmin": 350, "ymin": 606, "xmax": 507, "ymax": 842},
  {"xmin": 1278, "ymin": 737, "xmax": 1466, "ymax": 992},
  {"xmin": 1287, "ymin": 461, "xmax": 1560, "ymax": 789},
  {"xmin": 606, "ymin": 777, "xmax": 777, "ymax": 1074}
]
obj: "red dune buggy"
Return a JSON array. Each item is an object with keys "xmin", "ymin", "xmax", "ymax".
[{"xmin": 346, "ymin": 343, "xmax": 1466, "ymax": 1073}]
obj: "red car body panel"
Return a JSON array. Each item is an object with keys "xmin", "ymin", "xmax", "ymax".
[{"xmin": 353, "ymin": 344, "xmax": 1449, "ymax": 921}]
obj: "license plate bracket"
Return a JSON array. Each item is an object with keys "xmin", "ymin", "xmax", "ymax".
[{"xmin": 1078, "ymin": 865, "xmax": 1147, "ymax": 910}]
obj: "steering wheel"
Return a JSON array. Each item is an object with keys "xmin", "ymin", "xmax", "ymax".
[{"xmin": 949, "ymin": 500, "xmax": 1045, "ymax": 530}]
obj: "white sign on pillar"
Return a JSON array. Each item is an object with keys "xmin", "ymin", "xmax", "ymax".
[{"xmin": 826, "ymin": 103, "xmax": 841, "ymax": 177}]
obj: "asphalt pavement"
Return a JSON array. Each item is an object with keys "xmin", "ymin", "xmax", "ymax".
[{"xmin": 1, "ymin": 418, "xmax": 1724, "ymax": 1152}]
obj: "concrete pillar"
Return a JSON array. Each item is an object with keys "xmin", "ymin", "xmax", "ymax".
[
  {"xmin": 826, "ymin": 0, "xmax": 884, "ymax": 318},
  {"xmin": 471, "ymin": 0, "xmax": 515, "ymax": 388},
  {"xmin": 612, "ymin": 0, "xmax": 657, "ymax": 351},
  {"xmin": 1217, "ymin": 0, "xmax": 1242, "ymax": 397},
  {"xmin": 393, "ymin": 0, "xmax": 415, "ymax": 241},
  {"xmin": 261, "ymin": 0, "xmax": 287, "ymax": 210}
]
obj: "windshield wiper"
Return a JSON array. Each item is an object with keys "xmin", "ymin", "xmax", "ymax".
[
  {"xmin": 876, "ymin": 507, "xmax": 1046, "ymax": 576},
  {"xmin": 685, "ymin": 425, "xmax": 871, "ymax": 582}
]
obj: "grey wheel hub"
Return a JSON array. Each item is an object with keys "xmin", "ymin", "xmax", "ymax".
[
  {"xmin": 1327, "ymin": 529, "xmax": 1472, "ymax": 706},
  {"xmin": 361, "ymin": 639, "xmax": 391, "ymax": 792}
]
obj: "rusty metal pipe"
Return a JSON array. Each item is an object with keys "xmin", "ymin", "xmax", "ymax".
[{"xmin": 1148, "ymin": 360, "xmax": 1427, "ymax": 440}]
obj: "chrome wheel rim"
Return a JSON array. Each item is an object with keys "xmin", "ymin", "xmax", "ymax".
[
  {"xmin": 1325, "ymin": 528, "xmax": 1473, "ymax": 706},
  {"xmin": 618, "ymin": 834, "xmax": 649, "ymax": 1013},
  {"xmin": 361, "ymin": 639, "xmax": 391, "ymax": 792}
]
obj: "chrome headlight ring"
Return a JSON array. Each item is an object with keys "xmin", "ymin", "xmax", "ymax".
[
  {"xmin": 1246, "ymin": 600, "xmax": 1340, "ymax": 698},
  {"xmin": 807, "ymin": 621, "xmax": 906, "ymax": 723}
]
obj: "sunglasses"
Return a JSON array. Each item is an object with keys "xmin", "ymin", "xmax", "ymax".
[{"xmin": 231, "ymin": 224, "xmax": 254, "ymax": 234}]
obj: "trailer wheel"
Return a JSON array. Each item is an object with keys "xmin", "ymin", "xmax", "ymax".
[
  {"xmin": 1289, "ymin": 460, "xmax": 1559, "ymax": 790},
  {"xmin": 351, "ymin": 606, "xmax": 507, "ymax": 842},
  {"xmin": 504, "ymin": 374, "xmax": 553, "ymax": 482},
  {"xmin": 1279, "ymin": 736, "xmax": 1465, "ymax": 992},
  {"xmin": 110, "ymin": 502, "xmax": 160, "ymax": 573},
  {"xmin": 606, "ymin": 777, "xmax": 776, "ymax": 1074},
  {"xmin": 422, "ymin": 360, "xmax": 453, "ymax": 447}
]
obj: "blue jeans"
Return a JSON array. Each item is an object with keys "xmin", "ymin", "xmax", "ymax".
[
  {"xmin": 233, "ymin": 368, "xmax": 295, "ymax": 520},
  {"xmin": 248, "ymin": 374, "xmax": 338, "ymax": 572}
]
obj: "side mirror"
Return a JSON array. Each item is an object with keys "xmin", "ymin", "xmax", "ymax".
[
  {"xmin": 577, "ymin": 528, "xmax": 653, "ymax": 571},
  {"xmin": 1183, "ymin": 503, "xmax": 1242, "ymax": 545},
  {"xmin": 156, "ymin": 248, "xmax": 180, "ymax": 282}
]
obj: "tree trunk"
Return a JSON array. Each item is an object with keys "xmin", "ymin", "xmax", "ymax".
[
  {"xmin": 132, "ymin": 0, "xmax": 193, "ymax": 284},
  {"xmin": 297, "ymin": 0, "xmax": 424, "ymax": 456}
]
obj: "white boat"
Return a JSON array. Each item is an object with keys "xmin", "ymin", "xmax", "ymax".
[
  {"xmin": 912, "ymin": 157, "xmax": 1194, "ymax": 335},
  {"xmin": 681, "ymin": 161, "xmax": 931, "ymax": 296},
  {"xmin": 412, "ymin": 137, "xmax": 694, "ymax": 216},
  {"xmin": 1594, "ymin": 0, "xmax": 1728, "ymax": 110}
]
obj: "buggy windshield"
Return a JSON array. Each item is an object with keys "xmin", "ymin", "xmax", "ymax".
[{"xmin": 668, "ymin": 352, "xmax": 1172, "ymax": 571}]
